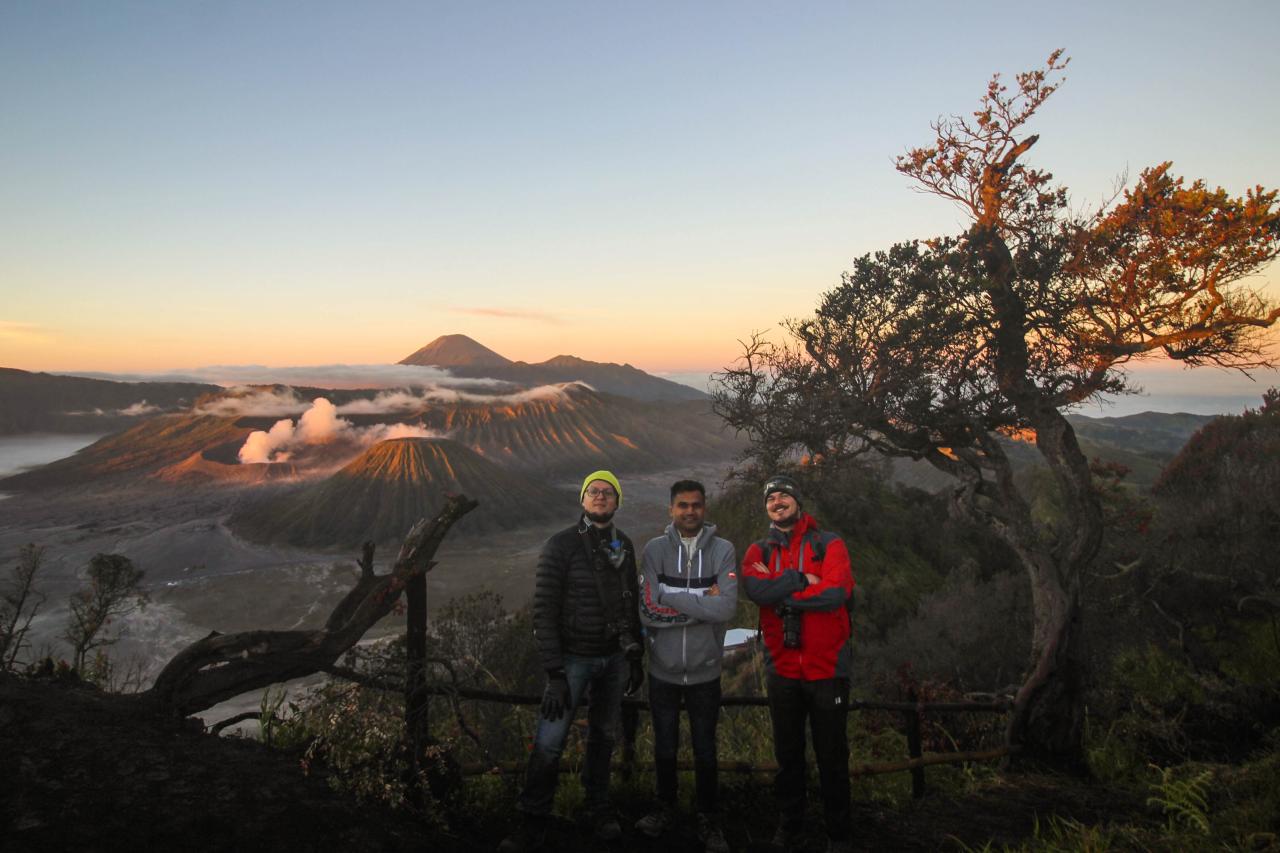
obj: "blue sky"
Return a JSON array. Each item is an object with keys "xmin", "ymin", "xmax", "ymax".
[{"xmin": 1, "ymin": 1, "xmax": 1277, "ymax": 414}]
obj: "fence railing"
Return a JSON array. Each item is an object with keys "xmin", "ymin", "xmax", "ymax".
[{"xmin": 412, "ymin": 682, "xmax": 1013, "ymax": 799}]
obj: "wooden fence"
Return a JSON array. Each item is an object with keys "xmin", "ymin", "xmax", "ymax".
[{"xmin": 415, "ymin": 680, "xmax": 1013, "ymax": 799}]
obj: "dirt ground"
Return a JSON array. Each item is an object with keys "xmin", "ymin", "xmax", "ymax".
[{"xmin": 1, "ymin": 672, "xmax": 1149, "ymax": 853}]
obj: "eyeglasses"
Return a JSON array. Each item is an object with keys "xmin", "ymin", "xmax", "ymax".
[{"xmin": 585, "ymin": 487, "xmax": 617, "ymax": 499}]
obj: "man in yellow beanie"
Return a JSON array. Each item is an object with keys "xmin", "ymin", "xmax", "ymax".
[{"xmin": 500, "ymin": 469, "xmax": 644, "ymax": 852}]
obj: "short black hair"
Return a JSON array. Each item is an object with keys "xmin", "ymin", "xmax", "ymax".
[{"xmin": 669, "ymin": 479, "xmax": 706, "ymax": 502}]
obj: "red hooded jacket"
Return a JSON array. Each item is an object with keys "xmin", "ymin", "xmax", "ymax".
[{"xmin": 741, "ymin": 512, "xmax": 854, "ymax": 681}]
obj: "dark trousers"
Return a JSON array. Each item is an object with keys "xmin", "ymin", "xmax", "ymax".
[
  {"xmin": 766, "ymin": 673, "xmax": 850, "ymax": 842},
  {"xmin": 648, "ymin": 675, "xmax": 721, "ymax": 813},
  {"xmin": 518, "ymin": 652, "xmax": 627, "ymax": 816}
]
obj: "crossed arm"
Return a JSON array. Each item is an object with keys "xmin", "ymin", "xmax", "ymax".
[{"xmin": 638, "ymin": 541, "xmax": 738, "ymax": 627}]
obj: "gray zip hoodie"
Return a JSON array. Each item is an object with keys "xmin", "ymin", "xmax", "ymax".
[{"xmin": 638, "ymin": 522, "xmax": 738, "ymax": 686}]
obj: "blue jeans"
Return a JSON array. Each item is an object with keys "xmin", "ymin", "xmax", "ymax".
[
  {"xmin": 518, "ymin": 651, "xmax": 628, "ymax": 816},
  {"xmin": 648, "ymin": 674, "xmax": 721, "ymax": 813}
]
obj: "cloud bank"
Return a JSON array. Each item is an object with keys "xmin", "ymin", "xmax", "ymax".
[
  {"xmin": 202, "ymin": 382, "xmax": 590, "ymax": 418},
  {"xmin": 61, "ymin": 363, "xmax": 506, "ymax": 390},
  {"xmin": 64, "ymin": 400, "xmax": 164, "ymax": 417}
]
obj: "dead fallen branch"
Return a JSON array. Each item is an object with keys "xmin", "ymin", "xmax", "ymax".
[{"xmin": 142, "ymin": 494, "xmax": 478, "ymax": 718}]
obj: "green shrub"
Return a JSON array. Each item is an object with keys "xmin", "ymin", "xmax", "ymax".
[
  {"xmin": 1146, "ymin": 763, "xmax": 1212, "ymax": 835},
  {"xmin": 1084, "ymin": 710, "xmax": 1145, "ymax": 783},
  {"xmin": 1111, "ymin": 644, "xmax": 1203, "ymax": 706},
  {"xmin": 1210, "ymin": 617, "xmax": 1280, "ymax": 688}
]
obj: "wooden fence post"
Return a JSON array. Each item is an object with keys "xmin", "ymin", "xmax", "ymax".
[
  {"xmin": 906, "ymin": 688, "xmax": 925, "ymax": 799},
  {"xmin": 405, "ymin": 555, "xmax": 429, "ymax": 805}
]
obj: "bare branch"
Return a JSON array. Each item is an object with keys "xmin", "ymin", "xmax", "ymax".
[{"xmin": 144, "ymin": 494, "xmax": 477, "ymax": 717}]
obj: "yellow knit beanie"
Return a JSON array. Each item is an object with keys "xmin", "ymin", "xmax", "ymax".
[{"xmin": 580, "ymin": 470, "xmax": 622, "ymax": 506}]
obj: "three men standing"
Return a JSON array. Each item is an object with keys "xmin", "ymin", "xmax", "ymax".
[
  {"xmin": 500, "ymin": 470, "xmax": 644, "ymax": 853},
  {"xmin": 502, "ymin": 470, "xmax": 855, "ymax": 853},
  {"xmin": 742, "ymin": 475, "xmax": 855, "ymax": 853},
  {"xmin": 636, "ymin": 480, "xmax": 737, "ymax": 853}
]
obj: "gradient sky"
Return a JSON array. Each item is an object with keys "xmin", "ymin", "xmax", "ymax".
[{"xmin": 2, "ymin": 1, "xmax": 1277, "ymax": 412}]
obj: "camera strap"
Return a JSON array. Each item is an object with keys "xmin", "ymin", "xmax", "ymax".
[{"xmin": 578, "ymin": 525, "xmax": 628, "ymax": 636}]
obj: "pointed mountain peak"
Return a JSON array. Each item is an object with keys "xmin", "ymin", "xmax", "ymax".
[
  {"xmin": 399, "ymin": 335, "xmax": 512, "ymax": 368},
  {"xmin": 539, "ymin": 354, "xmax": 590, "ymax": 368}
]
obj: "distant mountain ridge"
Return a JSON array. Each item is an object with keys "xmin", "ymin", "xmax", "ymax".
[
  {"xmin": 0, "ymin": 414, "xmax": 256, "ymax": 489},
  {"xmin": 398, "ymin": 335, "xmax": 707, "ymax": 401},
  {"xmin": 890, "ymin": 410, "xmax": 1220, "ymax": 493},
  {"xmin": 0, "ymin": 368, "xmax": 219, "ymax": 435},
  {"xmin": 0, "ymin": 384, "xmax": 742, "ymax": 491}
]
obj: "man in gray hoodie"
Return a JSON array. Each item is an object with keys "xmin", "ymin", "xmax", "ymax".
[{"xmin": 635, "ymin": 479, "xmax": 737, "ymax": 853}]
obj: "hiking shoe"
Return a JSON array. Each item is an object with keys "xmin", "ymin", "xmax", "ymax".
[
  {"xmin": 770, "ymin": 823, "xmax": 801, "ymax": 852},
  {"xmin": 593, "ymin": 811, "xmax": 623, "ymax": 842},
  {"xmin": 635, "ymin": 805, "xmax": 673, "ymax": 838},
  {"xmin": 697, "ymin": 812, "xmax": 730, "ymax": 853},
  {"xmin": 497, "ymin": 817, "xmax": 546, "ymax": 853}
]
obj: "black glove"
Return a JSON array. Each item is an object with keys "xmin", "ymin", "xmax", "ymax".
[
  {"xmin": 624, "ymin": 659, "xmax": 645, "ymax": 697},
  {"xmin": 541, "ymin": 671, "xmax": 571, "ymax": 721}
]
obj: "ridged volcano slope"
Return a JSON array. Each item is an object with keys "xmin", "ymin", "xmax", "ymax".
[
  {"xmin": 229, "ymin": 437, "xmax": 572, "ymax": 548},
  {"xmin": 0, "ymin": 415, "xmax": 254, "ymax": 490},
  {"xmin": 408, "ymin": 386, "xmax": 740, "ymax": 474}
]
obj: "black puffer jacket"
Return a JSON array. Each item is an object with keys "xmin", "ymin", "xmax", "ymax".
[{"xmin": 533, "ymin": 517, "xmax": 642, "ymax": 673}]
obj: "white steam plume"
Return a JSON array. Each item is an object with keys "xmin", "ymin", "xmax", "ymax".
[
  {"xmin": 237, "ymin": 397, "xmax": 442, "ymax": 464},
  {"xmin": 238, "ymin": 418, "xmax": 298, "ymax": 464}
]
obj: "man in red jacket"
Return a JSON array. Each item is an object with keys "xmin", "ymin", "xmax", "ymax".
[{"xmin": 741, "ymin": 475, "xmax": 854, "ymax": 853}]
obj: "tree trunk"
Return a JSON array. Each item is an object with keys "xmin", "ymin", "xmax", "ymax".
[
  {"xmin": 971, "ymin": 221, "xmax": 1098, "ymax": 773},
  {"xmin": 1004, "ymin": 401, "xmax": 1100, "ymax": 773},
  {"xmin": 1003, "ymin": 549, "xmax": 1088, "ymax": 772}
]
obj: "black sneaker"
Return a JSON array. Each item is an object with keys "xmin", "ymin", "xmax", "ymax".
[
  {"xmin": 635, "ymin": 805, "xmax": 673, "ymax": 838},
  {"xmin": 697, "ymin": 812, "xmax": 730, "ymax": 853},
  {"xmin": 770, "ymin": 823, "xmax": 801, "ymax": 852},
  {"xmin": 497, "ymin": 816, "xmax": 547, "ymax": 853},
  {"xmin": 593, "ymin": 811, "xmax": 623, "ymax": 842}
]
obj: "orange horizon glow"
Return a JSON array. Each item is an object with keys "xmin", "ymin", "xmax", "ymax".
[{"xmin": 0, "ymin": 325, "xmax": 745, "ymax": 377}]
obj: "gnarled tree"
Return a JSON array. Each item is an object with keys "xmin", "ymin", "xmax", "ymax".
[{"xmin": 714, "ymin": 52, "xmax": 1280, "ymax": 769}]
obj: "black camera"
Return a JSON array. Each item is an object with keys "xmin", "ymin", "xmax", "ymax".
[{"xmin": 778, "ymin": 604, "xmax": 802, "ymax": 649}]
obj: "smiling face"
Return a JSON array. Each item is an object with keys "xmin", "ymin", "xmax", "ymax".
[
  {"xmin": 670, "ymin": 490, "xmax": 706, "ymax": 537},
  {"xmin": 765, "ymin": 490, "xmax": 799, "ymax": 529},
  {"xmin": 581, "ymin": 479, "xmax": 619, "ymax": 522}
]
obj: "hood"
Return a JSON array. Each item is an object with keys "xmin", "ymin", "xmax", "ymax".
[
  {"xmin": 766, "ymin": 512, "xmax": 817, "ymax": 549},
  {"xmin": 664, "ymin": 521, "xmax": 719, "ymax": 552}
]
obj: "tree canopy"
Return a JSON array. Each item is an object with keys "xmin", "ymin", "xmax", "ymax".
[{"xmin": 714, "ymin": 51, "xmax": 1280, "ymax": 768}]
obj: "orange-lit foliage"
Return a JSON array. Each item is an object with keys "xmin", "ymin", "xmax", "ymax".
[{"xmin": 715, "ymin": 52, "xmax": 1279, "ymax": 769}]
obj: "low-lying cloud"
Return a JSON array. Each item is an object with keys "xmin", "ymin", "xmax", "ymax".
[
  {"xmin": 237, "ymin": 398, "xmax": 442, "ymax": 464},
  {"xmin": 202, "ymin": 382, "xmax": 590, "ymax": 418},
  {"xmin": 196, "ymin": 388, "xmax": 311, "ymax": 417},
  {"xmin": 64, "ymin": 400, "xmax": 164, "ymax": 417},
  {"xmin": 336, "ymin": 382, "xmax": 589, "ymax": 413},
  {"xmin": 63, "ymin": 363, "xmax": 507, "ymax": 390}
]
